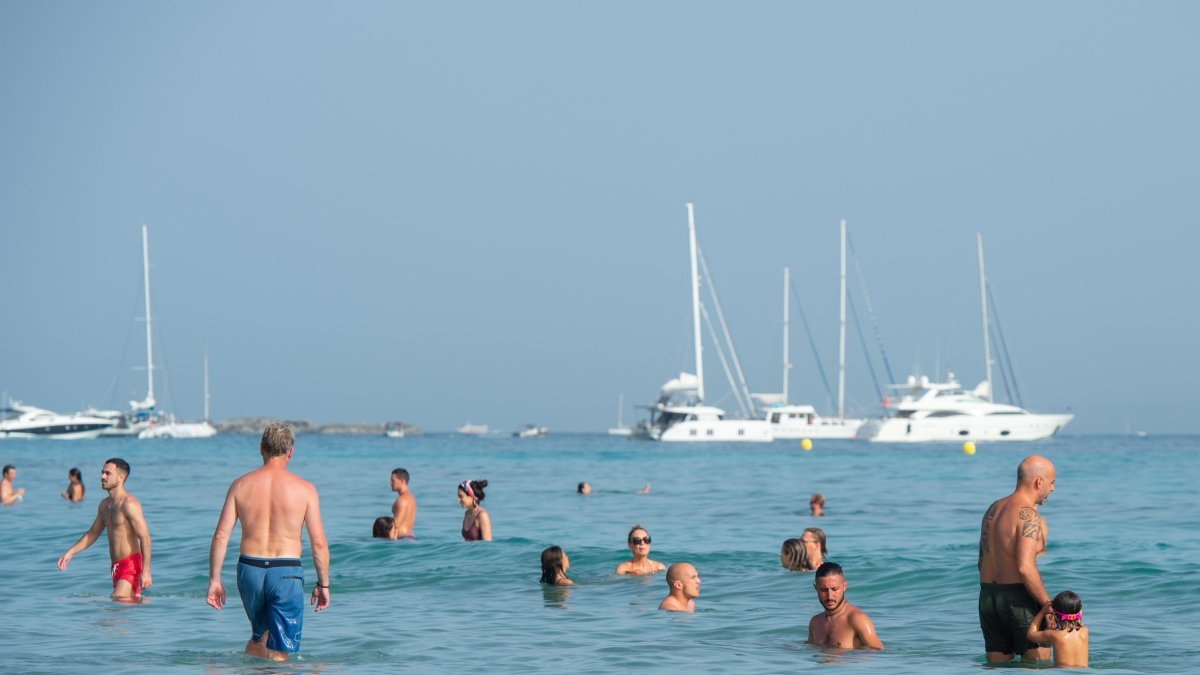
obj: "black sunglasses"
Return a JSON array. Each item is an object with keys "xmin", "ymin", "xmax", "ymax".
[{"xmin": 629, "ymin": 536, "xmax": 651, "ymax": 545}]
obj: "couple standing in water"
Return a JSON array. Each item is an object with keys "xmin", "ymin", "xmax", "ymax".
[{"xmin": 371, "ymin": 473, "xmax": 490, "ymax": 542}]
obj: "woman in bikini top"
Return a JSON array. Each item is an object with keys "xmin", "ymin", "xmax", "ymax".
[{"xmin": 457, "ymin": 479, "xmax": 492, "ymax": 541}]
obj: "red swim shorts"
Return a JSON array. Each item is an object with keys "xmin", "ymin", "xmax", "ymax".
[{"xmin": 111, "ymin": 552, "xmax": 143, "ymax": 596}]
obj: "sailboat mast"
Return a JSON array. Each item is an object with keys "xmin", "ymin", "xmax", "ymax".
[
  {"xmin": 686, "ymin": 203, "xmax": 704, "ymax": 402},
  {"xmin": 203, "ymin": 348, "xmax": 211, "ymax": 422},
  {"xmin": 142, "ymin": 225, "xmax": 155, "ymax": 405},
  {"xmin": 782, "ymin": 266, "xmax": 790, "ymax": 404},
  {"xmin": 837, "ymin": 220, "xmax": 847, "ymax": 419},
  {"xmin": 977, "ymin": 232, "xmax": 993, "ymax": 402}
]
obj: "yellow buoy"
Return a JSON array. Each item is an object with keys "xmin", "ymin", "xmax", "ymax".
[
  {"xmin": 801, "ymin": 438, "xmax": 813, "ymax": 451},
  {"xmin": 963, "ymin": 441, "xmax": 976, "ymax": 455}
]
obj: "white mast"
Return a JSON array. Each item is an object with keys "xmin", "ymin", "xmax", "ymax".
[
  {"xmin": 616, "ymin": 393, "xmax": 624, "ymax": 428},
  {"xmin": 837, "ymin": 219, "xmax": 847, "ymax": 419},
  {"xmin": 142, "ymin": 224, "xmax": 156, "ymax": 408},
  {"xmin": 686, "ymin": 203, "xmax": 704, "ymax": 402},
  {"xmin": 203, "ymin": 347, "xmax": 211, "ymax": 422},
  {"xmin": 977, "ymin": 232, "xmax": 993, "ymax": 402},
  {"xmin": 783, "ymin": 266, "xmax": 790, "ymax": 404}
]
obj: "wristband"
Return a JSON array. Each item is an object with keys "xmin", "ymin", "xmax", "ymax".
[{"xmin": 316, "ymin": 584, "xmax": 330, "ymax": 588}]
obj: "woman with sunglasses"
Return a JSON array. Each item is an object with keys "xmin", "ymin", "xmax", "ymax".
[
  {"xmin": 615, "ymin": 524, "xmax": 666, "ymax": 575},
  {"xmin": 457, "ymin": 479, "xmax": 492, "ymax": 541}
]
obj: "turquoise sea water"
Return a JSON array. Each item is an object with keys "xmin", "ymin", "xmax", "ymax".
[{"xmin": 0, "ymin": 433, "xmax": 1196, "ymax": 674}]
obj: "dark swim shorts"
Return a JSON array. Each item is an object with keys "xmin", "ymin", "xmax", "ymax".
[
  {"xmin": 236, "ymin": 556, "xmax": 305, "ymax": 653},
  {"xmin": 978, "ymin": 583, "xmax": 1045, "ymax": 656}
]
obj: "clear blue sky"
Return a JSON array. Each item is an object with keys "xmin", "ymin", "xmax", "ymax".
[{"xmin": 2, "ymin": 2, "xmax": 1197, "ymax": 434}]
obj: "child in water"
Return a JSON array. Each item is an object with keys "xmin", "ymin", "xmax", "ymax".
[{"xmin": 1026, "ymin": 590, "xmax": 1088, "ymax": 668}]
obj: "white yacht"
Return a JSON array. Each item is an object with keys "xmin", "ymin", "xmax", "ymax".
[
  {"xmin": 1, "ymin": 401, "xmax": 115, "ymax": 439},
  {"xmin": 761, "ymin": 222, "xmax": 864, "ymax": 440},
  {"xmin": 138, "ymin": 418, "xmax": 217, "ymax": 439},
  {"xmin": 513, "ymin": 424, "xmax": 549, "ymax": 438},
  {"xmin": 638, "ymin": 204, "xmax": 773, "ymax": 443},
  {"xmin": 855, "ymin": 374, "xmax": 1072, "ymax": 442},
  {"xmin": 456, "ymin": 423, "xmax": 489, "ymax": 436},
  {"xmin": 856, "ymin": 234, "xmax": 1073, "ymax": 443}
]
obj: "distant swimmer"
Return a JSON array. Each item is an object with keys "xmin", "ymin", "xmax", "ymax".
[
  {"xmin": 615, "ymin": 524, "xmax": 666, "ymax": 575},
  {"xmin": 577, "ymin": 481, "xmax": 592, "ymax": 495},
  {"xmin": 806, "ymin": 562, "xmax": 883, "ymax": 650},
  {"xmin": 658, "ymin": 562, "xmax": 701, "ymax": 612},
  {"xmin": 457, "ymin": 479, "xmax": 492, "ymax": 541},
  {"xmin": 389, "ymin": 468, "xmax": 416, "ymax": 539},
  {"xmin": 639, "ymin": 482, "xmax": 651, "ymax": 494},
  {"xmin": 56, "ymin": 458, "xmax": 153, "ymax": 601},
  {"xmin": 1026, "ymin": 590, "xmax": 1088, "ymax": 669},
  {"xmin": 206, "ymin": 423, "xmax": 330, "ymax": 662},
  {"xmin": 1, "ymin": 464, "xmax": 24, "ymax": 505},
  {"xmin": 810, "ymin": 493, "xmax": 825, "ymax": 517},
  {"xmin": 539, "ymin": 546, "xmax": 574, "ymax": 586},
  {"xmin": 62, "ymin": 467, "xmax": 84, "ymax": 502},
  {"xmin": 781, "ymin": 528, "xmax": 827, "ymax": 572},
  {"xmin": 978, "ymin": 454, "xmax": 1056, "ymax": 663}
]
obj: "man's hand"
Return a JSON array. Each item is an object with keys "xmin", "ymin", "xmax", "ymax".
[
  {"xmin": 206, "ymin": 580, "xmax": 226, "ymax": 610},
  {"xmin": 140, "ymin": 568, "xmax": 153, "ymax": 591},
  {"xmin": 56, "ymin": 552, "xmax": 72, "ymax": 571},
  {"xmin": 311, "ymin": 585, "xmax": 330, "ymax": 612}
]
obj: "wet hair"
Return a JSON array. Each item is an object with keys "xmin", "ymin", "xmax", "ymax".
[
  {"xmin": 2, "ymin": 464, "xmax": 13, "ymax": 477},
  {"xmin": 1051, "ymin": 590, "xmax": 1084, "ymax": 632},
  {"xmin": 577, "ymin": 482, "xmax": 589, "ymax": 493},
  {"xmin": 260, "ymin": 423, "xmax": 295, "ymax": 457},
  {"xmin": 540, "ymin": 545, "xmax": 568, "ymax": 584},
  {"xmin": 392, "ymin": 468, "xmax": 409, "ymax": 483},
  {"xmin": 810, "ymin": 493, "xmax": 825, "ymax": 506},
  {"xmin": 373, "ymin": 516, "xmax": 395, "ymax": 538},
  {"xmin": 69, "ymin": 467, "xmax": 84, "ymax": 498},
  {"xmin": 105, "ymin": 458, "xmax": 131, "ymax": 479},
  {"xmin": 814, "ymin": 561, "xmax": 844, "ymax": 580},
  {"xmin": 458, "ymin": 479, "xmax": 488, "ymax": 502},
  {"xmin": 781, "ymin": 539, "xmax": 805, "ymax": 571},
  {"xmin": 627, "ymin": 523, "xmax": 649, "ymax": 542}
]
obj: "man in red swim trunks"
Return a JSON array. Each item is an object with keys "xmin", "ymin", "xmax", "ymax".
[{"xmin": 57, "ymin": 458, "xmax": 153, "ymax": 601}]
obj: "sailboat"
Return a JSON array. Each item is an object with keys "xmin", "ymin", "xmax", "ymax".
[
  {"xmin": 607, "ymin": 394, "xmax": 632, "ymax": 436},
  {"xmin": 855, "ymin": 233, "xmax": 1073, "ymax": 442},
  {"xmin": 760, "ymin": 221, "xmax": 865, "ymax": 439},
  {"xmin": 138, "ymin": 349, "xmax": 217, "ymax": 439},
  {"xmin": 637, "ymin": 203, "xmax": 773, "ymax": 442}
]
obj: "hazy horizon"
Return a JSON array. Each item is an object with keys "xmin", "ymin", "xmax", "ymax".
[{"xmin": 3, "ymin": 3, "xmax": 1197, "ymax": 434}]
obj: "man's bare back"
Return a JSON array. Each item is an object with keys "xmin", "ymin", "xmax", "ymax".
[{"xmin": 227, "ymin": 465, "xmax": 317, "ymax": 558}]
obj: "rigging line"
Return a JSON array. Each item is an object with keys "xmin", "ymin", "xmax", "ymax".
[
  {"xmin": 989, "ymin": 322, "xmax": 1014, "ymax": 404},
  {"xmin": 696, "ymin": 247, "xmax": 755, "ymax": 416},
  {"xmin": 699, "ymin": 304, "xmax": 751, "ymax": 417},
  {"xmin": 101, "ymin": 277, "xmax": 145, "ymax": 408},
  {"xmin": 846, "ymin": 291, "xmax": 885, "ymax": 406},
  {"xmin": 987, "ymin": 282, "xmax": 1025, "ymax": 408},
  {"xmin": 152, "ymin": 293, "xmax": 178, "ymax": 419},
  {"xmin": 846, "ymin": 233, "xmax": 896, "ymax": 385},
  {"xmin": 787, "ymin": 278, "xmax": 835, "ymax": 411}
]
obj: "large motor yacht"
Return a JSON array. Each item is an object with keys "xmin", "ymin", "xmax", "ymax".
[
  {"xmin": 855, "ymin": 374, "xmax": 1072, "ymax": 442},
  {"xmin": 0, "ymin": 401, "xmax": 115, "ymax": 439}
]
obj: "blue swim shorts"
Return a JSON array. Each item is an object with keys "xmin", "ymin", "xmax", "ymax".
[{"xmin": 236, "ymin": 555, "xmax": 305, "ymax": 653}]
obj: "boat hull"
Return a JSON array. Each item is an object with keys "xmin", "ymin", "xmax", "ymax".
[
  {"xmin": 656, "ymin": 419, "xmax": 774, "ymax": 442},
  {"xmin": 768, "ymin": 418, "xmax": 864, "ymax": 440},
  {"xmin": 0, "ymin": 423, "xmax": 113, "ymax": 440},
  {"xmin": 138, "ymin": 422, "xmax": 217, "ymax": 439},
  {"xmin": 856, "ymin": 413, "xmax": 1073, "ymax": 442}
]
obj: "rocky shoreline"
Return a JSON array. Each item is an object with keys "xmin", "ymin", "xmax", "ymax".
[{"xmin": 212, "ymin": 418, "xmax": 422, "ymax": 436}]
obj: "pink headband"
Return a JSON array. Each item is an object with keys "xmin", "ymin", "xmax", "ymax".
[
  {"xmin": 1054, "ymin": 610, "xmax": 1082, "ymax": 622},
  {"xmin": 460, "ymin": 481, "xmax": 475, "ymax": 500}
]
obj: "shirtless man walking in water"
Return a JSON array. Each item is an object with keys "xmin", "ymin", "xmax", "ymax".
[
  {"xmin": 978, "ymin": 454, "xmax": 1056, "ymax": 663},
  {"xmin": 389, "ymin": 468, "xmax": 416, "ymax": 539},
  {"xmin": 57, "ymin": 458, "xmax": 153, "ymax": 601},
  {"xmin": 206, "ymin": 423, "xmax": 330, "ymax": 661}
]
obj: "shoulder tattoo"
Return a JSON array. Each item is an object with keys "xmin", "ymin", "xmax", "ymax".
[{"xmin": 1018, "ymin": 507, "xmax": 1042, "ymax": 540}]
